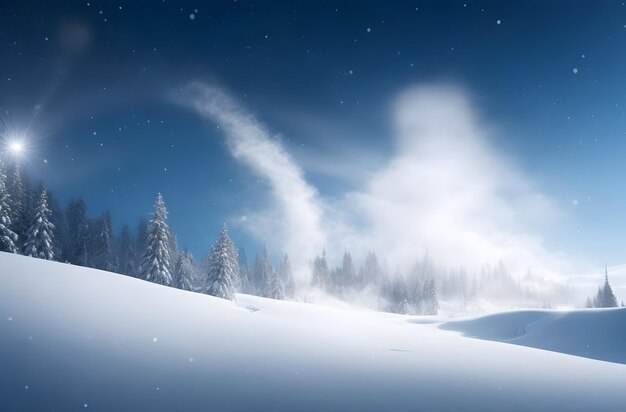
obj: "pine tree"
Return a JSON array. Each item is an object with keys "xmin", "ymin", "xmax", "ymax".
[
  {"xmin": 206, "ymin": 225, "xmax": 238, "ymax": 300},
  {"xmin": 93, "ymin": 210, "xmax": 117, "ymax": 272},
  {"xmin": 422, "ymin": 278, "xmax": 439, "ymax": 315},
  {"xmin": 23, "ymin": 190, "xmax": 55, "ymax": 260},
  {"xmin": 253, "ymin": 246, "xmax": 273, "ymax": 296},
  {"xmin": 311, "ymin": 250, "xmax": 329, "ymax": 290},
  {"xmin": 266, "ymin": 269, "xmax": 285, "ymax": 300},
  {"xmin": 599, "ymin": 266, "xmax": 617, "ymax": 308},
  {"xmin": 66, "ymin": 198, "xmax": 90, "ymax": 266},
  {"xmin": 278, "ymin": 254, "xmax": 296, "ymax": 299},
  {"xmin": 238, "ymin": 248, "xmax": 251, "ymax": 293},
  {"xmin": 5, "ymin": 161, "xmax": 27, "ymax": 249},
  {"xmin": 139, "ymin": 193, "xmax": 173, "ymax": 286},
  {"xmin": 591, "ymin": 266, "xmax": 619, "ymax": 308},
  {"xmin": 388, "ymin": 276, "xmax": 409, "ymax": 314},
  {"xmin": 341, "ymin": 251, "xmax": 356, "ymax": 287},
  {"xmin": 136, "ymin": 217, "xmax": 149, "ymax": 253},
  {"xmin": 359, "ymin": 252, "xmax": 381, "ymax": 288},
  {"xmin": 46, "ymin": 193, "xmax": 67, "ymax": 261},
  {"xmin": 174, "ymin": 249, "xmax": 197, "ymax": 291},
  {"xmin": 0, "ymin": 157, "xmax": 18, "ymax": 253},
  {"xmin": 117, "ymin": 224, "xmax": 136, "ymax": 276}
]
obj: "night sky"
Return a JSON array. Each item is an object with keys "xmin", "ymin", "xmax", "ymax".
[{"xmin": 1, "ymin": 1, "xmax": 626, "ymax": 268}]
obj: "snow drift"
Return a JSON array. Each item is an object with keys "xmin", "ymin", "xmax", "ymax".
[
  {"xmin": 1, "ymin": 252, "xmax": 625, "ymax": 411},
  {"xmin": 440, "ymin": 308, "xmax": 626, "ymax": 364}
]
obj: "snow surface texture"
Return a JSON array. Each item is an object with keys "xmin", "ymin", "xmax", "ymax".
[{"xmin": 1, "ymin": 252, "xmax": 625, "ymax": 411}]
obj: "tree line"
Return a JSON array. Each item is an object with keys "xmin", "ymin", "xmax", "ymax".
[
  {"xmin": 2, "ymin": 154, "xmax": 585, "ymax": 314},
  {"xmin": 0, "ymin": 155, "xmax": 441, "ymax": 314}
]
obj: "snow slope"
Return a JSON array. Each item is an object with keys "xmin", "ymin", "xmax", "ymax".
[
  {"xmin": 440, "ymin": 308, "xmax": 626, "ymax": 364},
  {"xmin": 1, "ymin": 252, "xmax": 625, "ymax": 411}
]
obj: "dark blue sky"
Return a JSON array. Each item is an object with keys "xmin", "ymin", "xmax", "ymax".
[{"xmin": 1, "ymin": 0, "xmax": 626, "ymax": 266}]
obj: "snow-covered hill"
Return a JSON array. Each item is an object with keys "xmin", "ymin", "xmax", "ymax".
[
  {"xmin": 441, "ymin": 307, "xmax": 626, "ymax": 364},
  {"xmin": 1, "ymin": 252, "xmax": 625, "ymax": 411}
]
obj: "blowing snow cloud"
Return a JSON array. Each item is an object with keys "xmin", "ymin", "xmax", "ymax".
[{"xmin": 181, "ymin": 82, "xmax": 565, "ymax": 282}]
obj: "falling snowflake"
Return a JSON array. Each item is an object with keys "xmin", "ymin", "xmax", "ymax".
[
  {"xmin": 366, "ymin": 27, "xmax": 371, "ymax": 32},
  {"xmin": 189, "ymin": 14, "xmax": 195, "ymax": 20},
  {"xmin": 572, "ymin": 67, "xmax": 578, "ymax": 74},
  {"xmin": 153, "ymin": 337, "xmax": 158, "ymax": 342},
  {"xmin": 572, "ymin": 199, "xmax": 579, "ymax": 206},
  {"xmin": 496, "ymin": 19, "xmax": 501, "ymax": 25}
]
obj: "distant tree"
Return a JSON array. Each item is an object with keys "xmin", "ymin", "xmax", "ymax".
[
  {"xmin": 341, "ymin": 251, "xmax": 356, "ymax": 287},
  {"xmin": 253, "ymin": 246, "xmax": 273, "ymax": 296},
  {"xmin": 23, "ymin": 190, "xmax": 55, "ymax": 260},
  {"xmin": 266, "ymin": 269, "xmax": 285, "ymax": 300},
  {"xmin": 168, "ymin": 230, "xmax": 180, "ymax": 274},
  {"xmin": 311, "ymin": 250, "xmax": 329, "ymax": 290},
  {"xmin": 174, "ymin": 249, "xmax": 197, "ymax": 292},
  {"xmin": 238, "ymin": 248, "xmax": 251, "ymax": 293},
  {"xmin": 139, "ymin": 194, "xmax": 173, "ymax": 286},
  {"xmin": 5, "ymin": 161, "xmax": 27, "ymax": 248},
  {"xmin": 278, "ymin": 254, "xmax": 296, "ymax": 299},
  {"xmin": 206, "ymin": 225, "xmax": 238, "ymax": 300},
  {"xmin": 0, "ymin": 157, "xmax": 18, "ymax": 253},
  {"xmin": 593, "ymin": 266, "xmax": 618, "ymax": 308},
  {"xmin": 46, "ymin": 192, "xmax": 67, "ymax": 261},
  {"xmin": 117, "ymin": 224, "xmax": 136, "ymax": 276},
  {"xmin": 136, "ymin": 217, "xmax": 149, "ymax": 254},
  {"xmin": 66, "ymin": 198, "xmax": 90, "ymax": 266},
  {"xmin": 421, "ymin": 278, "xmax": 439, "ymax": 315},
  {"xmin": 584, "ymin": 296, "xmax": 594, "ymax": 308},
  {"xmin": 388, "ymin": 276, "xmax": 409, "ymax": 314},
  {"xmin": 359, "ymin": 251, "xmax": 381, "ymax": 288},
  {"xmin": 93, "ymin": 210, "xmax": 118, "ymax": 272}
]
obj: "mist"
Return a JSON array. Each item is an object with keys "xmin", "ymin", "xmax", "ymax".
[{"xmin": 181, "ymin": 82, "xmax": 573, "ymax": 309}]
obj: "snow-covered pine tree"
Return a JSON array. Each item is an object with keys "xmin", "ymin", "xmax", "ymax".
[
  {"xmin": 311, "ymin": 250, "xmax": 329, "ymax": 290},
  {"xmin": 117, "ymin": 224, "xmax": 136, "ymax": 276},
  {"xmin": 206, "ymin": 225, "xmax": 239, "ymax": 300},
  {"xmin": 66, "ymin": 198, "xmax": 90, "ymax": 266},
  {"xmin": 596, "ymin": 266, "xmax": 618, "ymax": 308},
  {"xmin": 139, "ymin": 193, "xmax": 173, "ymax": 286},
  {"xmin": 265, "ymin": 269, "xmax": 285, "ymax": 300},
  {"xmin": 0, "ymin": 157, "xmax": 18, "ymax": 253},
  {"xmin": 93, "ymin": 210, "xmax": 118, "ymax": 272},
  {"xmin": 253, "ymin": 246, "xmax": 273, "ymax": 296},
  {"xmin": 174, "ymin": 249, "xmax": 197, "ymax": 291},
  {"xmin": 136, "ymin": 217, "xmax": 148, "ymax": 254},
  {"xmin": 387, "ymin": 276, "xmax": 408, "ymax": 314},
  {"xmin": 359, "ymin": 251, "xmax": 381, "ymax": 288},
  {"xmin": 238, "ymin": 248, "xmax": 251, "ymax": 293},
  {"xmin": 421, "ymin": 278, "xmax": 439, "ymax": 315},
  {"xmin": 23, "ymin": 190, "xmax": 55, "ymax": 260},
  {"xmin": 278, "ymin": 253, "xmax": 296, "ymax": 299},
  {"xmin": 46, "ymin": 193, "xmax": 67, "ymax": 261},
  {"xmin": 5, "ymin": 161, "xmax": 27, "ymax": 249},
  {"xmin": 341, "ymin": 251, "xmax": 356, "ymax": 288}
]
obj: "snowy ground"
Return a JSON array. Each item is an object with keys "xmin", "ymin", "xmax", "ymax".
[{"xmin": 1, "ymin": 252, "xmax": 625, "ymax": 411}]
